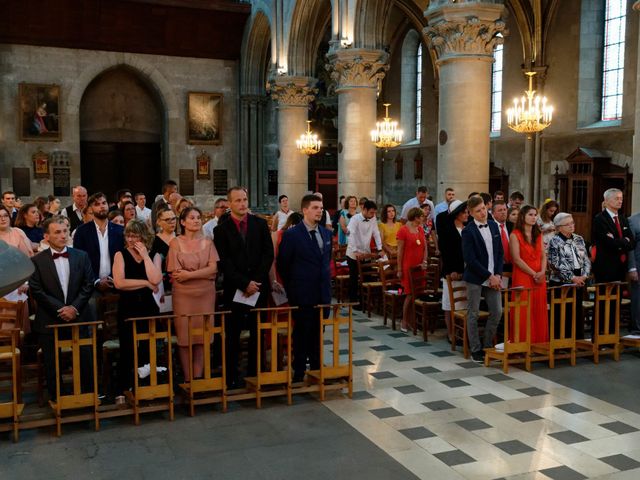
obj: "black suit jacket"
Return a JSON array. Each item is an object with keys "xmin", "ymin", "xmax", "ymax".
[
  {"xmin": 64, "ymin": 205, "xmax": 83, "ymax": 232},
  {"xmin": 437, "ymin": 216, "xmax": 464, "ymax": 275},
  {"xmin": 592, "ymin": 210, "xmax": 636, "ymax": 282},
  {"xmin": 462, "ymin": 221, "xmax": 504, "ymax": 285},
  {"xmin": 29, "ymin": 248, "xmax": 95, "ymax": 335},
  {"xmin": 213, "ymin": 214, "xmax": 274, "ymax": 306},
  {"xmin": 73, "ymin": 221, "xmax": 124, "ymax": 281}
]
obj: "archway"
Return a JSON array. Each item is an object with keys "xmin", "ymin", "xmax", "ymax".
[{"xmin": 79, "ymin": 66, "xmax": 164, "ymax": 205}]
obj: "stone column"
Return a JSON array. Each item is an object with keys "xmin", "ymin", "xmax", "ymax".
[
  {"xmin": 269, "ymin": 76, "xmax": 317, "ymax": 210},
  {"xmin": 632, "ymin": 2, "xmax": 640, "ymax": 212},
  {"xmin": 326, "ymin": 48, "xmax": 389, "ymax": 200},
  {"xmin": 424, "ymin": 1, "xmax": 507, "ymax": 199},
  {"xmin": 240, "ymin": 95, "xmax": 266, "ymax": 206}
]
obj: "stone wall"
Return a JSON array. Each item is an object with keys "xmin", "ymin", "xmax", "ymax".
[{"xmin": 0, "ymin": 44, "xmax": 238, "ymax": 210}]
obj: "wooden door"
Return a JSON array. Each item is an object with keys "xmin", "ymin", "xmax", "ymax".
[{"xmin": 315, "ymin": 170, "xmax": 338, "ymax": 214}]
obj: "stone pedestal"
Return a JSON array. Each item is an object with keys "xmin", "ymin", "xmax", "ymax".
[
  {"xmin": 632, "ymin": 2, "xmax": 640, "ymax": 212},
  {"xmin": 425, "ymin": 2, "xmax": 506, "ymax": 199},
  {"xmin": 269, "ymin": 76, "xmax": 316, "ymax": 210},
  {"xmin": 327, "ymin": 49, "xmax": 389, "ymax": 201}
]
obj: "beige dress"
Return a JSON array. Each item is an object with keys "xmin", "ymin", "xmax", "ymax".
[{"xmin": 167, "ymin": 237, "xmax": 218, "ymax": 346}]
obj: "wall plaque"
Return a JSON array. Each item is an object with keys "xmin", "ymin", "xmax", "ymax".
[
  {"xmin": 32, "ymin": 148, "xmax": 50, "ymax": 178},
  {"xmin": 179, "ymin": 169, "xmax": 195, "ymax": 196},
  {"xmin": 12, "ymin": 168, "xmax": 30, "ymax": 197},
  {"xmin": 213, "ymin": 169, "xmax": 228, "ymax": 196},
  {"xmin": 51, "ymin": 150, "xmax": 71, "ymax": 197}
]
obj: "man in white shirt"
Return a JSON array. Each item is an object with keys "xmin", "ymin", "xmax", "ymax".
[
  {"xmin": 400, "ymin": 186, "xmax": 434, "ymax": 223},
  {"xmin": 346, "ymin": 200, "xmax": 383, "ymax": 308},
  {"xmin": 61, "ymin": 185, "xmax": 88, "ymax": 233},
  {"xmin": 203, "ymin": 197, "xmax": 229, "ymax": 240},
  {"xmin": 134, "ymin": 192, "xmax": 152, "ymax": 225}
]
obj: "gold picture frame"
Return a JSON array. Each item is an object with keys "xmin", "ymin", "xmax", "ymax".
[
  {"xmin": 196, "ymin": 150, "xmax": 211, "ymax": 179},
  {"xmin": 19, "ymin": 83, "xmax": 61, "ymax": 142},
  {"xmin": 32, "ymin": 148, "xmax": 50, "ymax": 178},
  {"xmin": 187, "ymin": 92, "xmax": 222, "ymax": 145}
]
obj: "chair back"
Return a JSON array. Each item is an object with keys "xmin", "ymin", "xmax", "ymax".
[
  {"xmin": 502, "ymin": 287, "xmax": 531, "ymax": 349},
  {"xmin": 0, "ymin": 299, "xmax": 27, "ymax": 331},
  {"xmin": 593, "ymin": 282, "xmax": 622, "ymax": 341},
  {"xmin": 0, "ymin": 329, "xmax": 22, "ymax": 441},
  {"xmin": 252, "ymin": 306, "xmax": 294, "ymax": 386},
  {"xmin": 184, "ymin": 311, "xmax": 226, "ymax": 391},
  {"xmin": 379, "ymin": 259, "xmax": 401, "ymax": 290},
  {"xmin": 357, "ymin": 254, "xmax": 380, "ymax": 284},
  {"xmin": 549, "ymin": 285, "xmax": 577, "ymax": 342},
  {"xmin": 446, "ymin": 275, "xmax": 468, "ymax": 316},
  {"xmin": 96, "ymin": 293, "xmax": 120, "ymax": 340}
]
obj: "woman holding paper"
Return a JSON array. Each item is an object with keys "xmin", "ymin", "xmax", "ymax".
[{"xmin": 167, "ymin": 206, "xmax": 218, "ymax": 381}]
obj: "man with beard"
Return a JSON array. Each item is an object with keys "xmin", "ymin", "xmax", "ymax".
[{"xmin": 73, "ymin": 192, "xmax": 125, "ymax": 291}]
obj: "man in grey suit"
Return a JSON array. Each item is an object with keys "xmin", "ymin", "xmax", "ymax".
[
  {"xmin": 29, "ymin": 216, "xmax": 95, "ymax": 400},
  {"xmin": 627, "ymin": 212, "xmax": 640, "ymax": 334}
]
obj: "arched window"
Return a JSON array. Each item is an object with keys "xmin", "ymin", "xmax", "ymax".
[
  {"xmin": 601, "ymin": 0, "xmax": 625, "ymax": 121},
  {"xmin": 490, "ymin": 42, "xmax": 503, "ymax": 133},
  {"xmin": 401, "ymin": 30, "xmax": 423, "ymax": 143}
]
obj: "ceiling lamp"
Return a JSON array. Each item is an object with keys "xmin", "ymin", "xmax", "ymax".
[
  {"xmin": 506, "ymin": 72, "xmax": 553, "ymax": 135},
  {"xmin": 371, "ymin": 103, "xmax": 403, "ymax": 148},
  {"xmin": 296, "ymin": 120, "xmax": 321, "ymax": 155}
]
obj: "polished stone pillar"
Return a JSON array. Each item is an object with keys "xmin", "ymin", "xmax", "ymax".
[
  {"xmin": 424, "ymin": 1, "xmax": 507, "ymax": 199},
  {"xmin": 269, "ymin": 76, "xmax": 317, "ymax": 209},
  {"xmin": 632, "ymin": 2, "xmax": 640, "ymax": 212},
  {"xmin": 240, "ymin": 95, "xmax": 266, "ymax": 206},
  {"xmin": 327, "ymin": 48, "xmax": 389, "ymax": 200}
]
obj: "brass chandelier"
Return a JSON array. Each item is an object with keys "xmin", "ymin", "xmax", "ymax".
[
  {"xmin": 506, "ymin": 72, "xmax": 553, "ymax": 135},
  {"xmin": 371, "ymin": 103, "xmax": 403, "ymax": 148},
  {"xmin": 296, "ymin": 120, "xmax": 321, "ymax": 155}
]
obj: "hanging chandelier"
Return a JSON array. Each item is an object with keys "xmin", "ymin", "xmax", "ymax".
[
  {"xmin": 506, "ymin": 72, "xmax": 553, "ymax": 135},
  {"xmin": 371, "ymin": 103, "xmax": 403, "ymax": 148},
  {"xmin": 296, "ymin": 120, "xmax": 321, "ymax": 155}
]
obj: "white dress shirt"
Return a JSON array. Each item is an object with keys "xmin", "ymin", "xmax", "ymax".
[
  {"xmin": 95, "ymin": 222, "xmax": 111, "ymax": 279},
  {"xmin": 400, "ymin": 197, "xmax": 435, "ymax": 221},
  {"xmin": 474, "ymin": 219, "xmax": 495, "ymax": 286},
  {"xmin": 51, "ymin": 247, "xmax": 70, "ymax": 302},
  {"xmin": 202, "ymin": 217, "xmax": 218, "ymax": 240},
  {"xmin": 346, "ymin": 213, "xmax": 383, "ymax": 260},
  {"xmin": 136, "ymin": 205, "xmax": 151, "ymax": 223},
  {"xmin": 61, "ymin": 203, "xmax": 83, "ymax": 222}
]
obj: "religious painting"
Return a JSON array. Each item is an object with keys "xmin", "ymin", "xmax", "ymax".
[
  {"xmin": 187, "ymin": 92, "xmax": 222, "ymax": 145},
  {"xmin": 19, "ymin": 83, "xmax": 61, "ymax": 141},
  {"xmin": 196, "ymin": 150, "xmax": 211, "ymax": 179},
  {"xmin": 32, "ymin": 148, "xmax": 50, "ymax": 178}
]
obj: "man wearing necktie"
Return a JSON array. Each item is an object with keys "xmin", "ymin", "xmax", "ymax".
[
  {"xmin": 492, "ymin": 200, "xmax": 513, "ymax": 273},
  {"xmin": 277, "ymin": 194, "xmax": 332, "ymax": 382},
  {"xmin": 592, "ymin": 188, "xmax": 635, "ymax": 334},
  {"xmin": 29, "ymin": 216, "xmax": 95, "ymax": 400}
]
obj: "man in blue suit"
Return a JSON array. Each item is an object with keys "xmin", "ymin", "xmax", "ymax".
[
  {"xmin": 73, "ymin": 192, "xmax": 124, "ymax": 291},
  {"xmin": 277, "ymin": 194, "xmax": 333, "ymax": 382},
  {"xmin": 461, "ymin": 195, "xmax": 504, "ymax": 362}
]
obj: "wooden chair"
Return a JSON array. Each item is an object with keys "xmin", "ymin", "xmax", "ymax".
[
  {"xmin": 307, "ymin": 303, "xmax": 354, "ymax": 400},
  {"xmin": 245, "ymin": 306, "xmax": 294, "ymax": 408},
  {"xmin": 530, "ymin": 285, "xmax": 577, "ymax": 368},
  {"xmin": 0, "ymin": 329, "xmax": 24, "ymax": 442},
  {"xmin": 97, "ymin": 293, "xmax": 120, "ymax": 397},
  {"xmin": 332, "ymin": 245, "xmax": 350, "ymax": 303},
  {"xmin": 410, "ymin": 263, "xmax": 440, "ymax": 341},
  {"xmin": 380, "ymin": 259, "xmax": 405, "ymax": 329},
  {"xmin": 125, "ymin": 315, "xmax": 174, "ymax": 425},
  {"xmin": 48, "ymin": 321, "xmax": 101, "ymax": 437},
  {"xmin": 358, "ymin": 254, "xmax": 383, "ymax": 317},
  {"xmin": 576, "ymin": 282, "xmax": 622, "ymax": 363},
  {"xmin": 447, "ymin": 275, "xmax": 489, "ymax": 358},
  {"xmin": 179, "ymin": 311, "xmax": 227, "ymax": 416},
  {"xmin": 485, "ymin": 287, "xmax": 532, "ymax": 373},
  {"xmin": 0, "ymin": 302, "xmax": 23, "ymax": 403}
]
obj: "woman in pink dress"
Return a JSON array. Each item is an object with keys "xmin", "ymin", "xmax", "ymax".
[
  {"xmin": 396, "ymin": 207, "xmax": 427, "ymax": 332},
  {"xmin": 167, "ymin": 207, "xmax": 219, "ymax": 381},
  {"xmin": 509, "ymin": 205, "xmax": 548, "ymax": 343}
]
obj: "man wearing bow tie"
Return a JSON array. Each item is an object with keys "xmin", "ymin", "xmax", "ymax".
[
  {"xmin": 346, "ymin": 200, "xmax": 383, "ymax": 309},
  {"xmin": 461, "ymin": 196, "xmax": 504, "ymax": 362},
  {"xmin": 29, "ymin": 216, "xmax": 95, "ymax": 400}
]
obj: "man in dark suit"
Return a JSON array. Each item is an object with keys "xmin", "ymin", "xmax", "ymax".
[
  {"xmin": 462, "ymin": 196, "xmax": 504, "ymax": 362},
  {"xmin": 73, "ymin": 192, "xmax": 124, "ymax": 291},
  {"xmin": 491, "ymin": 200, "xmax": 513, "ymax": 273},
  {"xmin": 61, "ymin": 185, "xmax": 88, "ymax": 233},
  {"xmin": 277, "ymin": 194, "xmax": 332, "ymax": 382},
  {"xmin": 29, "ymin": 216, "xmax": 95, "ymax": 400},
  {"xmin": 626, "ymin": 211, "xmax": 640, "ymax": 334},
  {"xmin": 213, "ymin": 186, "xmax": 274, "ymax": 388}
]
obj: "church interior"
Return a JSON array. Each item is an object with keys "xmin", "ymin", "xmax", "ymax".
[{"xmin": 2, "ymin": 1, "xmax": 640, "ymax": 479}]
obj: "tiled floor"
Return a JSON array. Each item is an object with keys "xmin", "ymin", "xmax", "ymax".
[{"xmin": 323, "ymin": 309, "xmax": 640, "ymax": 480}]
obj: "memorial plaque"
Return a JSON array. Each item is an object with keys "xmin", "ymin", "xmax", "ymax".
[
  {"xmin": 12, "ymin": 168, "xmax": 30, "ymax": 197},
  {"xmin": 213, "ymin": 169, "xmax": 228, "ymax": 196},
  {"xmin": 179, "ymin": 169, "xmax": 195, "ymax": 196},
  {"xmin": 268, "ymin": 170, "xmax": 278, "ymax": 196},
  {"xmin": 53, "ymin": 167, "xmax": 70, "ymax": 197}
]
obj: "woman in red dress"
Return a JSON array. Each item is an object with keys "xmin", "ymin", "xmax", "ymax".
[
  {"xmin": 397, "ymin": 207, "xmax": 427, "ymax": 332},
  {"xmin": 509, "ymin": 205, "xmax": 548, "ymax": 343}
]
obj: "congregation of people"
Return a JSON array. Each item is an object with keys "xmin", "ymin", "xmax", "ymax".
[{"xmin": 1, "ymin": 179, "xmax": 639, "ymax": 401}]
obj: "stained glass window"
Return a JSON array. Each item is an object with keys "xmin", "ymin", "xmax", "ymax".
[
  {"xmin": 601, "ymin": 0, "xmax": 626, "ymax": 121},
  {"xmin": 491, "ymin": 42, "xmax": 503, "ymax": 132},
  {"xmin": 416, "ymin": 43, "xmax": 422, "ymax": 141}
]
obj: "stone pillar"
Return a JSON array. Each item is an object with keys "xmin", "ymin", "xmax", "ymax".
[
  {"xmin": 269, "ymin": 76, "xmax": 317, "ymax": 210},
  {"xmin": 632, "ymin": 2, "xmax": 640, "ymax": 212},
  {"xmin": 424, "ymin": 2, "xmax": 507, "ymax": 199},
  {"xmin": 240, "ymin": 95, "xmax": 266, "ymax": 207},
  {"xmin": 327, "ymin": 49, "xmax": 389, "ymax": 200}
]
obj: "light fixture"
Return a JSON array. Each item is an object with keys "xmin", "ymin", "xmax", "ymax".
[
  {"xmin": 506, "ymin": 72, "xmax": 553, "ymax": 135},
  {"xmin": 371, "ymin": 103, "xmax": 403, "ymax": 148},
  {"xmin": 296, "ymin": 120, "xmax": 321, "ymax": 155}
]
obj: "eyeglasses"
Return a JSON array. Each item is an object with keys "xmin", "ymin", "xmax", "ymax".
[
  {"xmin": 559, "ymin": 222, "xmax": 575, "ymax": 227},
  {"xmin": 161, "ymin": 217, "xmax": 177, "ymax": 222}
]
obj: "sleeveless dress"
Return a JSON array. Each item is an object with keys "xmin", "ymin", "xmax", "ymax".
[
  {"xmin": 117, "ymin": 248, "xmax": 160, "ymax": 391},
  {"xmin": 167, "ymin": 237, "xmax": 218, "ymax": 347},
  {"xmin": 510, "ymin": 230, "xmax": 548, "ymax": 343},
  {"xmin": 397, "ymin": 225, "xmax": 426, "ymax": 292}
]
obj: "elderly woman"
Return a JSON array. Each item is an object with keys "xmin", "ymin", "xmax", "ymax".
[{"xmin": 547, "ymin": 212, "xmax": 591, "ymax": 340}]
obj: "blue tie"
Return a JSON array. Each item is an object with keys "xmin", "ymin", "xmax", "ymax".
[{"xmin": 310, "ymin": 230, "xmax": 323, "ymax": 252}]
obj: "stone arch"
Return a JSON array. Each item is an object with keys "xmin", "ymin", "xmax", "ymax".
[
  {"xmin": 241, "ymin": 10, "xmax": 272, "ymax": 95},
  {"xmin": 287, "ymin": 0, "xmax": 332, "ymax": 77},
  {"xmin": 353, "ymin": 0, "xmax": 393, "ymax": 50}
]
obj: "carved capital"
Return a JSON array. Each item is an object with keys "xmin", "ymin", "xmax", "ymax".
[
  {"xmin": 424, "ymin": 3, "xmax": 507, "ymax": 62},
  {"xmin": 325, "ymin": 48, "xmax": 389, "ymax": 91},
  {"xmin": 268, "ymin": 76, "xmax": 317, "ymax": 107}
]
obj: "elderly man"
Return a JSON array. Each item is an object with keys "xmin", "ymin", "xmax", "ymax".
[{"xmin": 61, "ymin": 185, "xmax": 88, "ymax": 233}]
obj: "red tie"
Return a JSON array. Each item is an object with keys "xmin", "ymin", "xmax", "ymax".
[
  {"xmin": 52, "ymin": 251, "xmax": 69, "ymax": 260},
  {"xmin": 614, "ymin": 215, "xmax": 626, "ymax": 263},
  {"xmin": 500, "ymin": 223, "xmax": 511, "ymax": 263}
]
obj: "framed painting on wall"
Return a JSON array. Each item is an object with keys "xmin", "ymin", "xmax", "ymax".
[
  {"xmin": 19, "ymin": 83, "xmax": 61, "ymax": 141},
  {"xmin": 187, "ymin": 92, "xmax": 222, "ymax": 145}
]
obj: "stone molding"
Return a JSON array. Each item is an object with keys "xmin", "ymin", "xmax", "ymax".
[
  {"xmin": 268, "ymin": 76, "xmax": 317, "ymax": 107},
  {"xmin": 424, "ymin": 3, "xmax": 507, "ymax": 61},
  {"xmin": 325, "ymin": 48, "xmax": 389, "ymax": 91}
]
